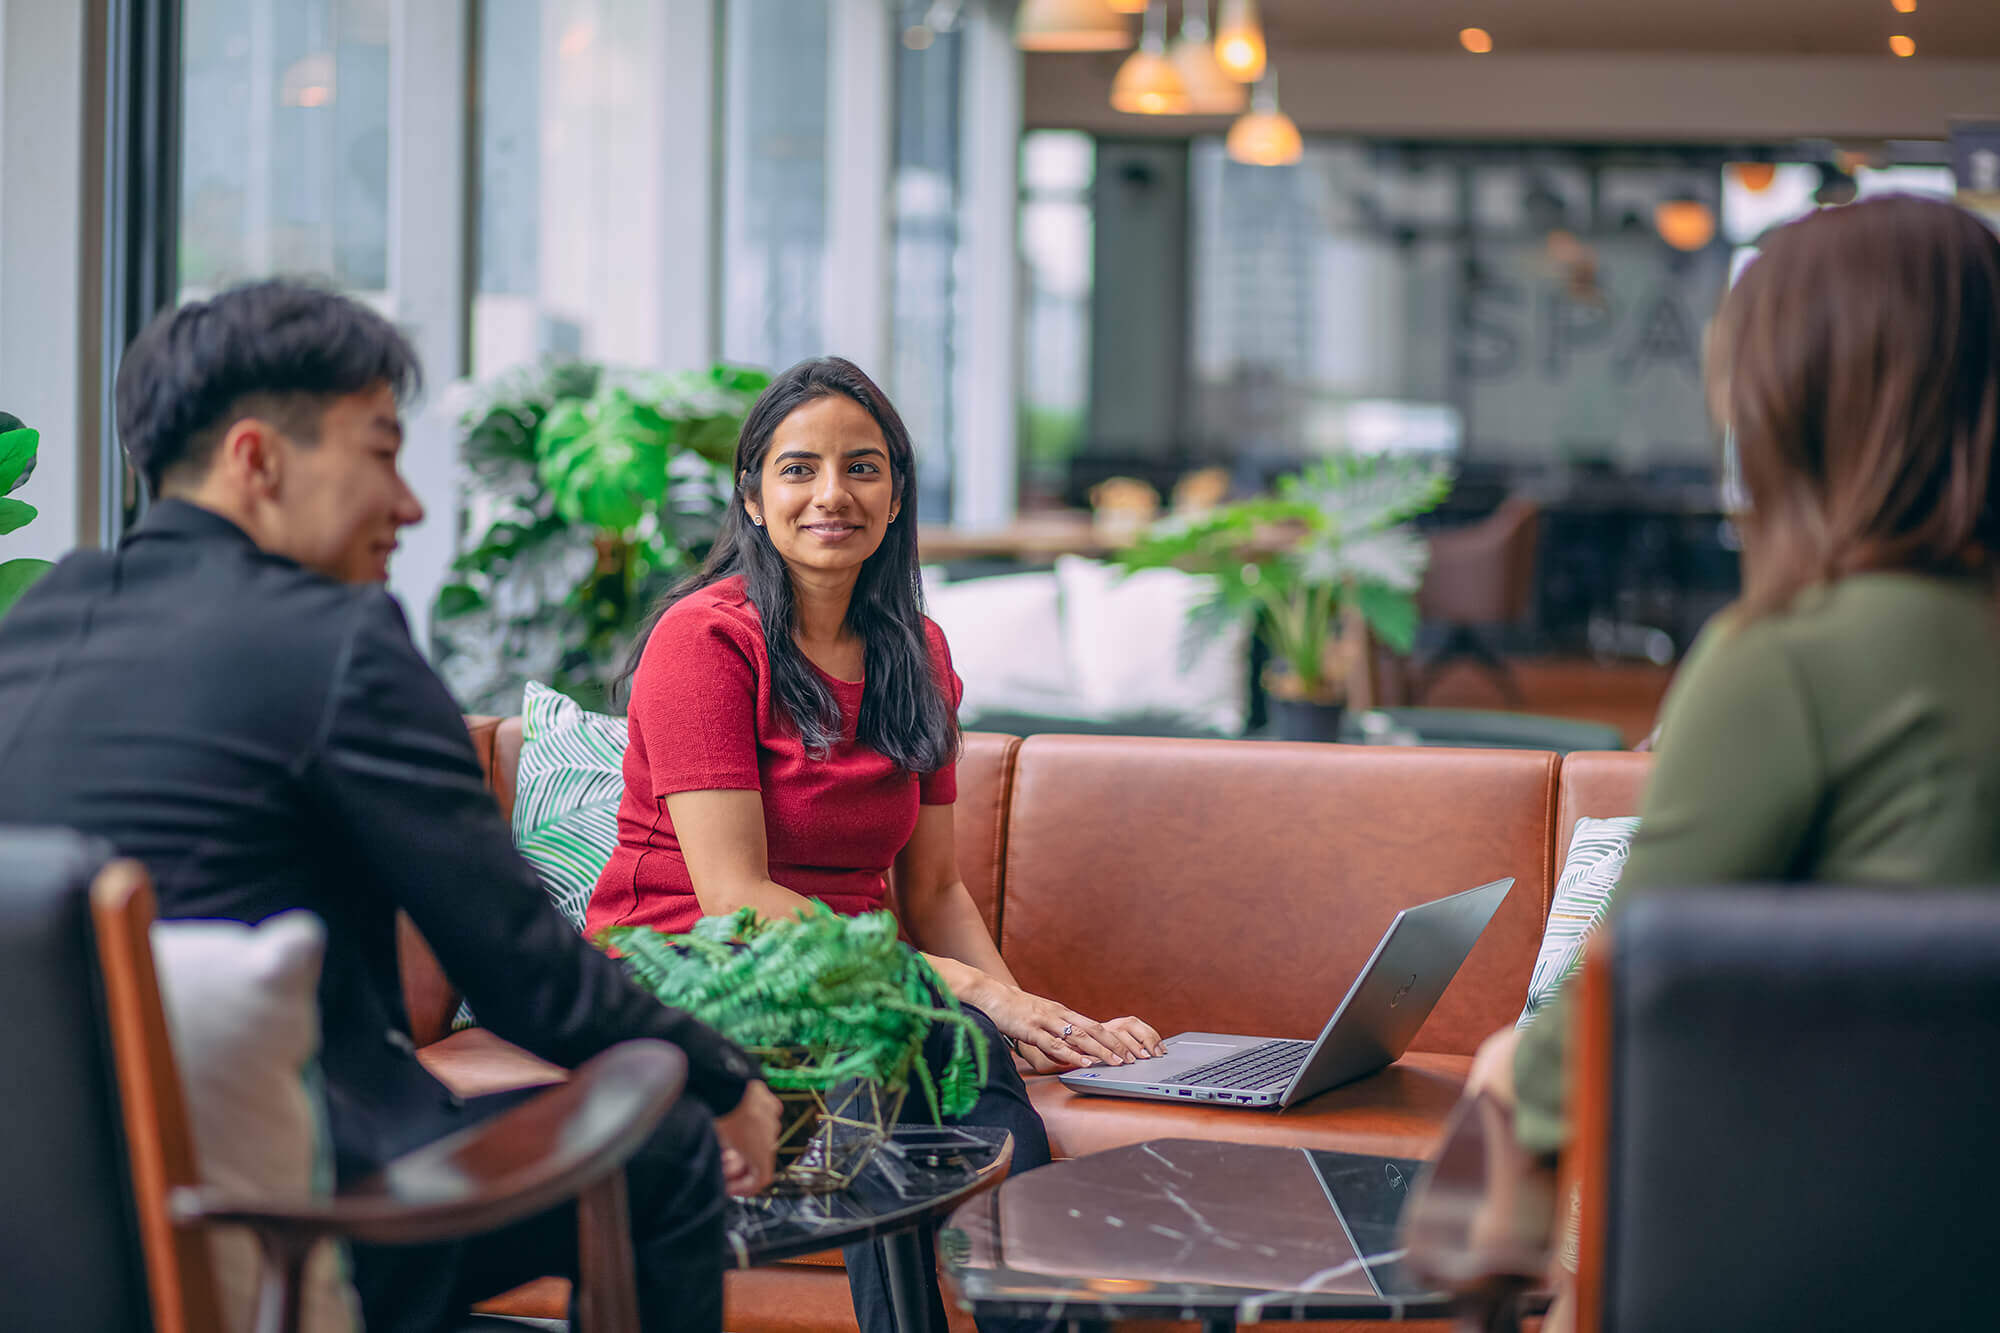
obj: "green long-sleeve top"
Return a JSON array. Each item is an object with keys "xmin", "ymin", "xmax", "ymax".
[{"xmin": 1513, "ymin": 572, "xmax": 2000, "ymax": 1158}]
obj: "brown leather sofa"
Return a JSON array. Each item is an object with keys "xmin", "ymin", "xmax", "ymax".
[{"xmin": 404, "ymin": 718, "xmax": 1652, "ymax": 1331}]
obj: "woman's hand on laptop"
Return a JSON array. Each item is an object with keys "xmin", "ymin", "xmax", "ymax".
[{"xmin": 977, "ymin": 984, "xmax": 1165, "ymax": 1070}]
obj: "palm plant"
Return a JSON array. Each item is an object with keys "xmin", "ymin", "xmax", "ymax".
[{"xmin": 1118, "ymin": 453, "xmax": 1454, "ymax": 704}]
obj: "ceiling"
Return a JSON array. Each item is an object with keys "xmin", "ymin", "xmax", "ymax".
[{"xmin": 1245, "ymin": 0, "xmax": 2000, "ymax": 59}]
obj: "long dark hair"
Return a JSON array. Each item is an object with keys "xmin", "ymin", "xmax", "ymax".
[
  {"xmin": 1712, "ymin": 195, "xmax": 2000, "ymax": 618},
  {"xmin": 620, "ymin": 357, "xmax": 959, "ymax": 773}
]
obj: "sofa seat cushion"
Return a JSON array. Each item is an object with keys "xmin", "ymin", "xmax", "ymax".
[
  {"xmin": 1028, "ymin": 1051, "xmax": 1470, "ymax": 1162},
  {"xmin": 417, "ymin": 1026, "xmax": 566, "ymax": 1099}
]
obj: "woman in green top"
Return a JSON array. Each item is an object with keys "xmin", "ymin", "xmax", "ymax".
[{"xmin": 1480, "ymin": 193, "xmax": 2000, "ymax": 1168}]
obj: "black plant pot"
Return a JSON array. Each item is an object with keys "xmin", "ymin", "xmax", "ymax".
[{"xmin": 1267, "ymin": 696, "xmax": 1346, "ymax": 743}]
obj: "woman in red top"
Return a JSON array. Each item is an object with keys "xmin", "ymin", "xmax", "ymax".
[{"xmin": 592, "ymin": 356, "xmax": 1161, "ymax": 1333}]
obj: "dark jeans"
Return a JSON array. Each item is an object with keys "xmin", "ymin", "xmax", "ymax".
[
  {"xmin": 845, "ymin": 1003, "xmax": 1054, "ymax": 1333},
  {"xmin": 350, "ymin": 1086, "xmax": 726, "ymax": 1333}
]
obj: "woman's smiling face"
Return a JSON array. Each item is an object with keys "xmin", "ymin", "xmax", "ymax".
[{"xmin": 744, "ymin": 393, "xmax": 901, "ymax": 583}]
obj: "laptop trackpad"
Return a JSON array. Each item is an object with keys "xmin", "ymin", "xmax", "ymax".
[{"xmin": 1094, "ymin": 1034, "xmax": 1249, "ymax": 1084}]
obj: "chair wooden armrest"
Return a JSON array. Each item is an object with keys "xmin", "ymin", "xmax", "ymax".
[
  {"xmin": 173, "ymin": 1040, "xmax": 684, "ymax": 1245},
  {"xmin": 91, "ymin": 860, "xmax": 685, "ymax": 1333},
  {"xmin": 1400, "ymin": 1089, "xmax": 1558, "ymax": 1333},
  {"xmin": 177, "ymin": 1042, "xmax": 683, "ymax": 1333}
]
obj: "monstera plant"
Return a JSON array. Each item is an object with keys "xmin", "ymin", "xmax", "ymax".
[
  {"xmin": 0, "ymin": 412, "xmax": 55, "ymax": 618},
  {"xmin": 433, "ymin": 363, "xmax": 769, "ymax": 713}
]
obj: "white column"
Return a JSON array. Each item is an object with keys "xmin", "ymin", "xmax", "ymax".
[
  {"xmin": 0, "ymin": 0, "xmax": 90, "ymax": 560},
  {"xmin": 386, "ymin": 0, "xmax": 471, "ymax": 652},
  {"xmin": 952, "ymin": 0, "xmax": 1022, "ymax": 528},
  {"xmin": 823, "ymin": 0, "xmax": 893, "ymax": 375},
  {"xmin": 659, "ymin": 0, "xmax": 720, "ymax": 370},
  {"xmin": 245, "ymin": 0, "xmax": 276, "ymax": 276}
]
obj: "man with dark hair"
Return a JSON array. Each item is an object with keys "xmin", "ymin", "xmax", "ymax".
[{"xmin": 0, "ymin": 279, "xmax": 780, "ymax": 1333}]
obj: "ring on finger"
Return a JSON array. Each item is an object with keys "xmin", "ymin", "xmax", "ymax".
[{"xmin": 1060, "ymin": 1022, "xmax": 1074, "ymax": 1039}]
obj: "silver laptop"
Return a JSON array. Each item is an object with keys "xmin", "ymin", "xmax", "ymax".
[{"xmin": 1059, "ymin": 877, "xmax": 1514, "ymax": 1109}]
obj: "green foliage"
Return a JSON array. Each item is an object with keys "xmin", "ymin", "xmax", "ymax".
[
  {"xmin": 1118, "ymin": 453, "xmax": 1453, "ymax": 700},
  {"xmin": 432, "ymin": 363, "xmax": 770, "ymax": 713},
  {"xmin": 0, "ymin": 415, "xmax": 54, "ymax": 619},
  {"xmin": 600, "ymin": 903, "xmax": 986, "ymax": 1122}
]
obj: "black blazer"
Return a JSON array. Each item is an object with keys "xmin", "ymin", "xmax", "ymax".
[{"xmin": 0, "ymin": 500, "xmax": 754, "ymax": 1182}]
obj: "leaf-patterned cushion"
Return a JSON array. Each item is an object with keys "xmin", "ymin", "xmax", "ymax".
[
  {"xmin": 456, "ymin": 681, "xmax": 628, "ymax": 1028},
  {"xmin": 1516, "ymin": 815, "xmax": 1641, "ymax": 1028}
]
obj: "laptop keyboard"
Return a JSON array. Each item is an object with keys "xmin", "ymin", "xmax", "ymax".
[{"xmin": 1174, "ymin": 1039, "xmax": 1313, "ymax": 1091}]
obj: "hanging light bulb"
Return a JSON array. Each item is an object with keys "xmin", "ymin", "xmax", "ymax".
[
  {"xmin": 1654, "ymin": 196, "xmax": 1716, "ymax": 252},
  {"xmin": 1170, "ymin": 0, "xmax": 1248, "ymax": 115},
  {"xmin": 1731, "ymin": 162, "xmax": 1777, "ymax": 192},
  {"xmin": 1226, "ymin": 74, "xmax": 1301, "ymax": 166},
  {"xmin": 1111, "ymin": 2, "xmax": 1190, "ymax": 115},
  {"xmin": 1014, "ymin": 0, "xmax": 1134, "ymax": 53},
  {"xmin": 1214, "ymin": 0, "xmax": 1267, "ymax": 82}
]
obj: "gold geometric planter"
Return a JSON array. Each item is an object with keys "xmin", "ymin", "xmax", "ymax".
[{"xmin": 758, "ymin": 1049, "xmax": 910, "ymax": 1196}]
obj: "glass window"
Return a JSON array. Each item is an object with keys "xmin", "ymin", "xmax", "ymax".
[
  {"xmin": 179, "ymin": 0, "xmax": 392, "ymax": 300},
  {"xmin": 1017, "ymin": 131, "xmax": 1093, "ymax": 510},
  {"xmin": 889, "ymin": 2, "xmax": 962, "ymax": 522},
  {"xmin": 471, "ymin": 0, "xmax": 678, "ymax": 378},
  {"xmin": 1186, "ymin": 143, "xmax": 1731, "ymax": 471},
  {"xmin": 719, "ymin": 0, "xmax": 831, "ymax": 370}
]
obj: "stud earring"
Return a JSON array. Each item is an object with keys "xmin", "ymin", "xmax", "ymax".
[{"xmin": 751, "ymin": 516, "xmax": 764, "ymax": 527}]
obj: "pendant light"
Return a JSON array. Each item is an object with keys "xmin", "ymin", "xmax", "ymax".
[
  {"xmin": 1214, "ymin": 0, "xmax": 1267, "ymax": 82},
  {"xmin": 1171, "ymin": 0, "xmax": 1248, "ymax": 115},
  {"xmin": 1653, "ymin": 196, "xmax": 1716, "ymax": 252},
  {"xmin": 1111, "ymin": 2, "xmax": 1190, "ymax": 115},
  {"xmin": 1225, "ymin": 74, "xmax": 1301, "ymax": 166},
  {"xmin": 1015, "ymin": 0, "xmax": 1133, "ymax": 53},
  {"xmin": 1731, "ymin": 162, "xmax": 1777, "ymax": 192}
]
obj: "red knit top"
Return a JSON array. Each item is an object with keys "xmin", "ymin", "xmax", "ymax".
[{"xmin": 587, "ymin": 576, "xmax": 961, "ymax": 938}]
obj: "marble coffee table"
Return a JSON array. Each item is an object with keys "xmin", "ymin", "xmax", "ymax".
[{"xmin": 939, "ymin": 1137, "xmax": 1450, "ymax": 1330}]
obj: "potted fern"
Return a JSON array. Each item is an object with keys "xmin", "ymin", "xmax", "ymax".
[
  {"xmin": 1117, "ymin": 453, "xmax": 1453, "ymax": 742},
  {"xmin": 600, "ymin": 904, "xmax": 986, "ymax": 1194}
]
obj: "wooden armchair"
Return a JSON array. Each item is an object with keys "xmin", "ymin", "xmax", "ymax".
[{"xmin": 1, "ymin": 826, "xmax": 685, "ymax": 1333}]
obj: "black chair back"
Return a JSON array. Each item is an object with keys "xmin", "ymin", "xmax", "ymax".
[
  {"xmin": 1590, "ymin": 891, "xmax": 2000, "ymax": 1331},
  {"xmin": 0, "ymin": 827, "xmax": 152, "ymax": 1331}
]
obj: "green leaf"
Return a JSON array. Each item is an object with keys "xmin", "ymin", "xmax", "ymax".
[
  {"xmin": 0, "ymin": 426, "xmax": 38, "ymax": 495},
  {"xmin": 434, "ymin": 582, "xmax": 487, "ymax": 619},
  {"xmin": 0, "ymin": 497, "xmax": 35, "ymax": 535},
  {"xmin": 0, "ymin": 557, "xmax": 54, "ymax": 618},
  {"xmin": 1353, "ymin": 580, "xmax": 1421, "ymax": 654},
  {"xmin": 534, "ymin": 388, "xmax": 673, "ymax": 532}
]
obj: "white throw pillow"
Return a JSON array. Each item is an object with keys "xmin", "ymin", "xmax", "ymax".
[
  {"xmin": 152, "ymin": 912, "xmax": 358, "ymax": 1333},
  {"xmin": 1516, "ymin": 816, "xmax": 1642, "ymax": 1028},
  {"xmin": 922, "ymin": 571, "xmax": 1079, "ymax": 721},
  {"xmin": 1054, "ymin": 556, "xmax": 1249, "ymax": 735}
]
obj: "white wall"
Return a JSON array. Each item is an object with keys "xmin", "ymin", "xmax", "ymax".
[
  {"xmin": 0, "ymin": 0, "xmax": 91, "ymax": 562},
  {"xmin": 1027, "ymin": 51, "xmax": 2000, "ymax": 142},
  {"xmin": 384, "ymin": 0, "xmax": 471, "ymax": 653}
]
